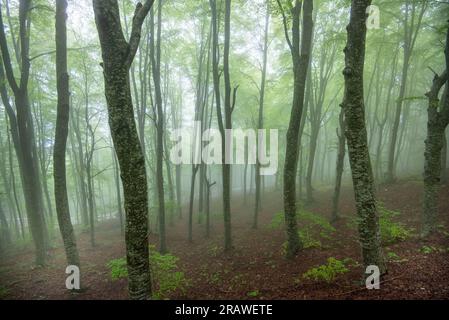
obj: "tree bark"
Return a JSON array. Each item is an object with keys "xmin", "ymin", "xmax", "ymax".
[
  {"xmin": 341, "ymin": 0, "xmax": 385, "ymax": 273},
  {"xmin": 422, "ymin": 26, "xmax": 449, "ymax": 236},
  {"xmin": 93, "ymin": 0, "xmax": 154, "ymax": 300}
]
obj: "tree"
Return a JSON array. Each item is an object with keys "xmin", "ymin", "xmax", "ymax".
[
  {"xmin": 277, "ymin": 0, "xmax": 314, "ymax": 258},
  {"xmin": 331, "ymin": 109, "xmax": 346, "ymax": 223},
  {"xmin": 0, "ymin": 0, "xmax": 48, "ymax": 266},
  {"xmin": 222, "ymin": 0, "xmax": 236, "ymax": 251},
  {"xmin": 150, "ymin": 0, "xmax": 167, "ymax": 254},
  {"xmin": 254, "ymin": 1, "xmax": 270, "ymax": 230},
  {"xmin": 386, "ymin": 0, "xmax": 428, "ymax": 183},
  {"xmin": 93, "ymin": 0, "xmax": 154, "ymax": 300},
  {"xmin": 341, "ymin": 0, "xmax": 385, "ymax": 273},
  {"xmin": 422, "ymin": 25, "xmax": 449, "ymax": 236},
  {"xmin": 53, "ymin": 0, "xmax": 80, "ymax": 268},
  {"xmin": 209, "ymin": 0, "xmax": 236, "ymax": 251}
]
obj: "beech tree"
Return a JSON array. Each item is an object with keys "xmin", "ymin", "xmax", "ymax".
[
  {"xmin": 53, "ymin": 0, "xmax": 80, "ymax": 267},
  {"xmin": 422, "ymin": 25, "xmax": 449, "ymax": 236},
  {"xmin": 93, "ymin": 0, "xmax": 154, "ymax": 300},
  {"xmin": 341, "ymin": 0, "xmax": 385, "ymax": 273},
  {"xmin": 277, "ymin": 0, "xmax": 314, "ymax": 258},
  {"xmin": 0, "ymin": 0, "xmax": 48, "ymax": 266}
]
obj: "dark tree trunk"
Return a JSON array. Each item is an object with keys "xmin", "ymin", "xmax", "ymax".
[
  {"xmin": 222, "ymin": 0, "xmax": 234, "ymax": 251},
  {"xmin": 341, "ymin": 0, "xmax": 385, "ymax": 273},
  {"xmin": 112, "ymin": 149, "xmax": 124, "ymax": 235},
  {"xmin": 422, "ymin": 26, "xmax": 449, "ymax": 236},
  {"xmin": 93, "ymin": 0, "xmax": 154, "ymax": 300},
  {"xmin": 54, "ymin": 0, "xmax": 80, "ymax": 267},
  {"xmin": 278, "ymin": 0, "xmax": 313, "ymax": 258}
]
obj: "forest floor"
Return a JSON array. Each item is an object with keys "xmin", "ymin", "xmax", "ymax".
[{"xmin": 1, "ymin": 179, "xmax": 449, "ymax": 300}]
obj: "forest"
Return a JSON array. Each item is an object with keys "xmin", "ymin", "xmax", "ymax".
[{"xmin": 0, "ymin": 0, "xmax": 448, "ymax": 302}]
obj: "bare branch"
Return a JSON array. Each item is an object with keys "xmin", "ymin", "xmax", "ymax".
[
  {"xmin": 126, "ymin": 0, "xmax": 155, "ymax": 67},
  {"xmin": 276, "ymin": 0, "xmax": 293, "ymax": 52}
]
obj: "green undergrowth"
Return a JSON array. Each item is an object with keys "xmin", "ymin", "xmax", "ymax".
[
  {"xmin": 346, "ymin": 203, "xmax": 413, "ymax": 245},
  {"xmin": 302, "ymin": 257, "xmax": 353, "ymax": 283},
  {"xmin": 107, "ymin": 245, "xmax": 189, "ymax": 299},
  {"xmin": 270, "ymin": 208, "xmax": 336, "ymax": 251},
  {"xmin": 420, "ymin": 245, "xmax": 449, "ymax": 254}
]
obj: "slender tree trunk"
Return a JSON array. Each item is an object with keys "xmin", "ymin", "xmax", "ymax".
[
  {"xmin": 331, "ymin": 110, "xmax": 346, "ymax": 223},
  {"xmin": 150, "ymin": 1, "xmax": 167, "ymax": 254},
  {"xmin": 54, "ymin": 0, "xmax": 80, "ymax": 267},
  {"xmin": 254, "ymin": 2, "xmax": 269, "ymax": 230},
  {"xmin": 341, "ymin": 0, "xmax": 385, "ymax": 273},
  {"xmin": 279, "ymin": 0, "xmax": 313, "ymax": 258}
]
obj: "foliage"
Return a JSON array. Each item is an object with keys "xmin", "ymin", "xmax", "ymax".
[
  {"xmin": 106, "ymin": 246, "xmax": 189, "ymax": 299},
  {"xmin": 271, "ymin": 208, "xmax": 336, "ymax": 251},
  {"xmin": 419, "ymin": 245, "xmax": 448, "ymax": 254},
  {"xmin": 387, "ymin": 251, "xmax": 400, "ymax": 261},
  {"xmin": 107, "ymin": 258, "xmax": 128, "ymax": 280},
  {"xmin": 302, "ymin": 258, "xmax": 349, "ymax": 283},
  {"xmin": 247, "ymin": 290, "xmax": 260, "ymax": 298},
  {"xmin": 378, "ymin": 204, "xmax": 412, "ymax": 245}
]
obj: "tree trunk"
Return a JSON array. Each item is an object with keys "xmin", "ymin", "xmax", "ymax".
[
  {"xmin": 422, "ymin": 26, "xmax": 449, "ymax": 236},
  {"xmin": 0, "ymin": 0, "xmax": 48, "ymax": 266},
  {"xmin": 93, "ymin": 0, "xmax": 154, "ymax": 300},
  {"xmin": 331, "ymin": 110, "xmax": 346, "ymax": 223},
  {"xmin": 279, "ymin": 0, "xmax": 313, "ymax": 258},
  {"xmin": 150, "ymin": 1, "xmax": 167, "ymax": 254},
  {"xmin": 341, "ymin": 0, "xmax": 385, "ymax": 273},
  {"xmin": 254, "ymin": 2, "xmax": 269, "ymax": 230},
  {"xmin": 54, "ymin": 0, "xmax": 80, "ymax": 267}
]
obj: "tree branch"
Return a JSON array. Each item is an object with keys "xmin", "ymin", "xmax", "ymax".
[
  {"xmin": 0, "ymin": 2, "xmax": 19, "ymax": 94},
  {"xmin": 231, "ymin": 85, "xmax": 239, "ymax": 114},
  {"xmin": 126, "ymin": 0, "xmax": 155, "ymax": 67},
  {"xmin": 276, "ymin": 0, "xmax": 293, "ymax": 52}
]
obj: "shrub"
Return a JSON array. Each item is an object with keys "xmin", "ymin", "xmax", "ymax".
[
  {"xmin": 247, "ymin": 290, "xmax": 260, "ymax": 298},
  {"xmin": 378, "ymin": 204, "xmax": 412, "ymax": 245},
  {"xmin": 107, "ymin": 246, "xmax": 189, "ymax": 299},
  {"xmin": 302, "ymin": 257, "xmax": 349, "ymax": 283},
  {"xmin": 272, "ymin": 208, "xmax": 336, "ymax": 251}
]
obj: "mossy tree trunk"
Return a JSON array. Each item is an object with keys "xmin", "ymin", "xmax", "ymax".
[
  {"xmin": 341, "ymin": 0, "xmax": 386, "ymax": 274},
  {"xmin": 422, "ymin": 26, "xmax": 449, "ymax": 236},
  {"xmin": 93, "ymin": 0, "xmax": 154, "ymax": 300}
]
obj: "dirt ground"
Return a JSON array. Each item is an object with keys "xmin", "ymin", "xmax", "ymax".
[{"xmin": 1, "ymin": 179, "xmax": 448, "ymax": 300}]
